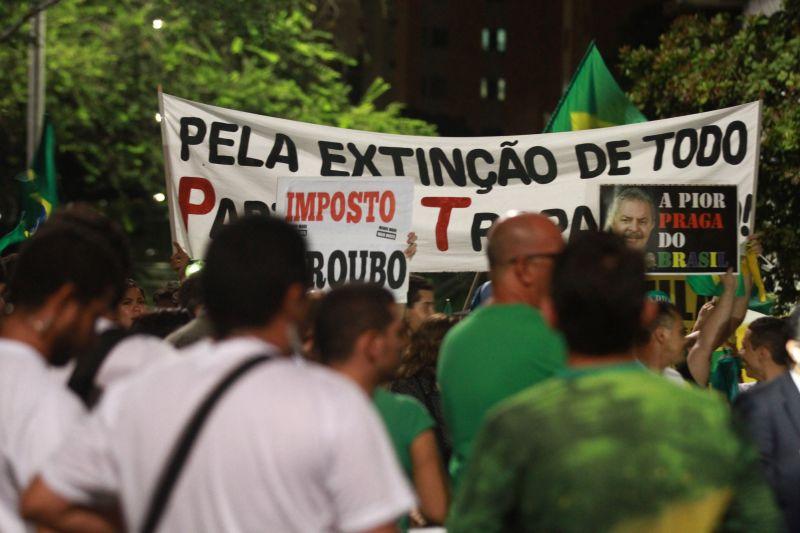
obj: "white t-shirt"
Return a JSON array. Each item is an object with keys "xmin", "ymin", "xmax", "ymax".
[
  {"xmin": 42, "ymin": 337, "xmax": 414, "ymax": 532},
  {"xmin": 0, "ymin": 339, "xmax": 86, "ymax": 532},
  {"xmin": 95, "ymin": 335, "xmax": 179, "ymax": 390}
]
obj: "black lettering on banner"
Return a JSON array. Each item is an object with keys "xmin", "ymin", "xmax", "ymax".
[
  {"xmin": 541, "ymin": 208, "xmax": 568, "ymax": 232},
  {"xmin": 723, "ymin": 120, "xmax": 747, "ymax": 165},
  {"xmin": 672, "ymin": 128, "xmax": 698, "ymax": 169},
  {"xmin": 471, "ymin": 212, "xmax": 499, "ymax": 251},
  {"xmin": 319, "ymin": 141, "xmax": 350, "ymax": 176},
  {"xmin": 209, "ymin": 122, "xmax": 238, "ymax": 165},
  {"xmin": 265, "ymin": 133, "xmax": 298, "ymax": 172},
  {"xmin": 575, "ymin": 143, "xmax": 607, "ymax": 179},
  {"xmin": 369, "ymin": 252, "xmax": 387, "ymax": 285},
  {"xmin": 308, "ymin": 251, "xmax": 326, "ymax": 287},
  {"xmin": 328, "ymin": 250, "xmax": 347, "ymax": 286},
  {"xmin": 415, "ymin": 148, "xmax": 431, "ymax": 186},
  {"xmin": 498, "ymin": 147, "xmax": 531, "ymax": 186},
  {"xmin": 179, "ymin": 117, "xmax": 207, "ymax": 161},
  {"xmin": 244, "ymin": 201, "xmax": 269, "ymax": 217},
  {"xmin": 430, "ymin": 148, "xmax": 466, "ymax": 187},
  {"xmin": 210, "ymin": 198, "xmax": 238, "ymax": 239},
  {"xmin": 642, "ymin": 132, "xmax": 675, "ymax": 171},
  {"xmin": 697, "ymin": 125, "xmax": 722, "ymax": 167},
  {"xmin": 348, "ymin": 250, "xmax": 369, "ymax": 281},
  {"xmin": 387, "ymin": 251, "xmax": 407, "ymax": 290},
  {"xmin": 523, "ymin": 146, "xmax": 557, "ymax": 184},
  {"xmin": 465, "ymin": 149, "xmax": 497, "ymax": 194},
  {"xmin": 569, "ymin": 205, "xmax": 598, "ymax": 240},
  {"xmin": 378, "ymin": 146, "xmax": 414, "ymax": 175},
  {"xmin": 237, "ymin": 126, "xmax": 263, "ymax": 167},
  {"xmin": 606, "ymin": 140, "xmax": 631, "ymax": 176},
  {"xmin": 348, "ymin": 143, "xmax": 381, "ymax": 176}
]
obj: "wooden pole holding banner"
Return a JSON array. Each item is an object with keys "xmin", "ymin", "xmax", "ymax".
[
  {"xmin": 26, "ymin": 10, "xmax": 46, "ymax": 165},
  {"xmin": 462, "ymin": 271, "xmax": 484, "ymax": 312},
  {"xmin": 157, "ymin": 85, "xmax": 182, "ymax": 258}
]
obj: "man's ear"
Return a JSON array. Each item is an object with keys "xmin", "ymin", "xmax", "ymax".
[
  {"xmin": 756, "ymin": 345, "xmax": 777, "ymax": 367},
  {"xmin": 38, "ymin": 284, "xmax": 77, "ymax": 325},
  {"xmin": 357, "ymin": 330, "xmax": 381, "ymax": 365}
]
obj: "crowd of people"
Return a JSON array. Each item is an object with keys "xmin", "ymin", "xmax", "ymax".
[{"xmin": 0, "ymin": 204, "xmax": 797, "ymax": 532}]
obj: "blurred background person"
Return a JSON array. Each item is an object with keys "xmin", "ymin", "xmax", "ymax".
[
  {"xmin": 392, "ymin": 313, "xmax": 458, "ymax": 464},
  {"xmin": 116, "ymin": 279, "xmax": 146, "ymax": 329},
  {"xmin": 735, "ymin": 306, "xmax": 800, "ymax": 532},
  {"xmin": 318, "ymin": 284, "xmax": 449, "ymax": 529}
]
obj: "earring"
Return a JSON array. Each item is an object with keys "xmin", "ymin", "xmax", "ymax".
[{"xmin": 30, "ymin": 317, "xmax": 53, "ymax": 334}]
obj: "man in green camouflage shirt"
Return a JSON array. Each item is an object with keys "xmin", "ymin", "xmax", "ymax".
[{"xmin": 448, "ymin": 232, "xmax": 780, "ymax": 532}]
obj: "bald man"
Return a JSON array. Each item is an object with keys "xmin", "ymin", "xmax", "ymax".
[{"xmin": 437, "ymin": 213, "xmax": 567, "ymax": 486}]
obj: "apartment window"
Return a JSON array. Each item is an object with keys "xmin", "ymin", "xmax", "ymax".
[
  {"xmin": 481, "ymin": 28, "xmax": 507, "ymax": 52},
  {"xmin": 480, "ymin": 78, "xmax": 506, "ymax": 102},
  {"xmin": 496, "ymin": 28, "xmax": 507, "ymax": 52}
]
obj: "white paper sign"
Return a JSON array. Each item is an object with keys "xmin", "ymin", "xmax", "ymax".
[{"xmin": 276, "ymin": 176, "xmax": 413, "ymax": 302}]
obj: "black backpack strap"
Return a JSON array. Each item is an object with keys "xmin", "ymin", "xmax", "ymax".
[{"xmin": 141, "ymin": 354, "xmax": 272, "ymax": 533}]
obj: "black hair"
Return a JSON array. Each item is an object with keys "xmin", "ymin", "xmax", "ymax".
[
  {"xmin": 153, "ymin": 284, "xmax": 178, "ymax": 307},
  {"xmin": 202, "ymin": 215, "xmax": 309, "ymax": 338},
  {"xmin": 46, "ymin": 203, "xmax": 131, "ymax": 293},
  {"xmin": 130, "ymin": 308, "xmax": 193, "ymax": 339},
  {"xmin": 7, "ymin": 217, "xmax": 126, "ymax": 311},
  {"xmin": 650, "ymin": 301, "xmax": 681, "ymax": 331},
  {"xmin": 315, "ymin": 284, "xmax": 396, "ymax": 364},
  {"xmin": 748, "ymin": 317, "xmax": 791, "ymax": 367},
  {"xmin": 551, "ymin": 231, "xmax": 647, "ymax": 355},
  {"xmin": 407, "ymin": 274, "xmax": 434, "ymax": 308}
]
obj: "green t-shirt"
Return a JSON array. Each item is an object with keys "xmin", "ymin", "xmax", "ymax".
[
  {"xmin": 437, "ymin": 304, "xmax": 567, "ymax": 485},
  {"xmin": 373, "ymin": 388, "xmax": 435, "ymax": 478},
  {"xmin": 448, "ymin": 362, "xmax": 781, "ymax": 532}
]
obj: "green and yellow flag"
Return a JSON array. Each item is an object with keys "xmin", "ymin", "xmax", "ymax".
[
  {"xmin": 544, "ymin": 41, "xmax": 646, "ymax": 133},
  {"xmin": 0, "ymin": 119, "xmax": 59, "ymax": 253}
]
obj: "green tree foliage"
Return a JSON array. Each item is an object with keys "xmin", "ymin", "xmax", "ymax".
[
  {"xmin": 0, "ymin": 0, "xmax": 435, "ymax": 246},
  {"xmin": 619, "ymin": 1, "xmax": 800, "ymax": 309}
]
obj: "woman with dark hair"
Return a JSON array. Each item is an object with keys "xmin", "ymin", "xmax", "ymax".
[
  {"xmin": 392, "ymin": 313, "xmax": 458, "ymax": 464},
  {"xmin": 116, "ymin": 278, "xmax": 146, "ymax": 329}
]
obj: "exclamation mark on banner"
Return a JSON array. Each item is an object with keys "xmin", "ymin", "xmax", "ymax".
[{"xmin": 740, "ymin": 194, "xmax": 752, "ymax": 237}]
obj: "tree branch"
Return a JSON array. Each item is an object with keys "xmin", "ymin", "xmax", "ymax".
[{"xmin": 0, "ymin": 0, "xmax": 62, "ymax": 44}]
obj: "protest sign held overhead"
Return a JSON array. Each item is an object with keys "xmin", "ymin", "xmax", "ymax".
[
  {"xmin": 276, "ymin": 177, "xmax": 413, "ymax": 301},
  {"xmin": 159, "ymin": 93, "xmax": 760, "ymax": 272},
  {"xmin": 600, "ymin": 184, "xmax": 738, "ymax": 275}
]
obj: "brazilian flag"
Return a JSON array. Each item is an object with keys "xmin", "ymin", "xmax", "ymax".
[
  {"xmin": 544, "ymin": 41, "xmax": 646, "ymax": 133},
  {"xmin": 0, "ymin": 119, "xmax": 58, "ymax": 253}
]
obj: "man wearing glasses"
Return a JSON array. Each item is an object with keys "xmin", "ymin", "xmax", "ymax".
[{"xmin": 437, "ymin": 212, "xmax": 567, "ymax": 487}]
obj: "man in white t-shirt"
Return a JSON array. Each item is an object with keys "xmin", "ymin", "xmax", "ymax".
[
  {"xmin": 0, "ymin": 212, "xmax": 128, "ymax": 532},
  {"xmin": 22, "ymin": 215, "xmax": 414, "ymax": 533}
]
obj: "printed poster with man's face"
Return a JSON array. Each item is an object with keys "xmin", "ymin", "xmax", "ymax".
[{"xmin": 599, "ymin": 184, "xmax": 739, "ymax": 275}]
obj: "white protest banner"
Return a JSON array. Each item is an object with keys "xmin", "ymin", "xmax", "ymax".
[
  {"xmin": 159, "ymin": 93, "xmax": 761, "ymax": 272},
  {"xmin": 275, "ymin": 176, "xmax": 413, "ymax": 301}
]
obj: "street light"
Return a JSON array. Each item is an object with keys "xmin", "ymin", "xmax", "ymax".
[
  {"xmin": 152, "ymin": 19, "xmax": 164, "ymax": 30},
  {"xmin": 153, "ymin": 192, "xmax": 166, "ymax": 203}
]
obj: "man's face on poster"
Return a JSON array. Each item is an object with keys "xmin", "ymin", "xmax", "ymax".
[{"xmin": 610, "ymin": 199, "xmax": 655, "ymax": 250}]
